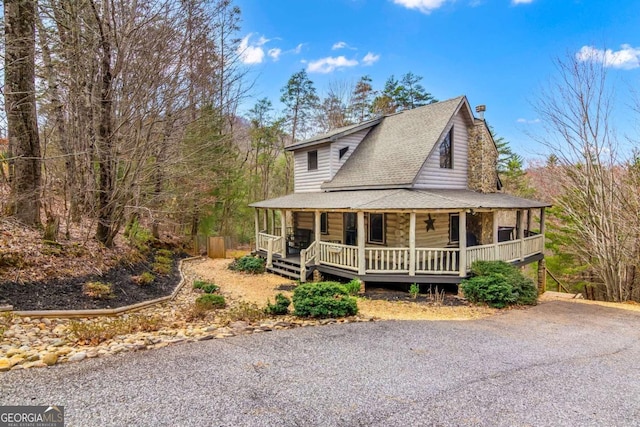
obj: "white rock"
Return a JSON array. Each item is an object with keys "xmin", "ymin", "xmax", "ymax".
[{"xmin": 68, "ymin": 352, "xmax": 87, "ymax": 362}]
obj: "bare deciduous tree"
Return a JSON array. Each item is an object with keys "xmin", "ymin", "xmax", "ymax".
[
  {"xmin": 4, "ymin": 0, "xmax": 42, "ymax": 226},
  {"xmin": 534, "ymin": 54, "xmax": 640, "ymax": 301}
]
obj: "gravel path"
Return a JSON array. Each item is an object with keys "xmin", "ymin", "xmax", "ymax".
[{"xmin": 2, "ymin": 301, "xmax": 640, "ymax": 426}]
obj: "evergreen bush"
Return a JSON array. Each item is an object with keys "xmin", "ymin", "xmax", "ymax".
[
  {"xmin": 461, "ymin": 261, "xmax": 538, "ymax": 308},
  {"xmin": 292, "ymin": 282, "xmax": 358, "ymax": 318},
  {"xmin": 195, "ymin": 294, "xmax": 226, "ymax": 310},
  {"xmin": 265, "ymin": 293, "xmax": 291, "ymax": 315},
  {"xmin": 229, "ymin": 255, "xmax": 265, "ymax": 274}
]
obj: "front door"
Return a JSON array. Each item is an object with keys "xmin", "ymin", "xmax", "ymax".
[{"xmin": 344, "ymin": 212, "xmax": 357, "ymax": 246}]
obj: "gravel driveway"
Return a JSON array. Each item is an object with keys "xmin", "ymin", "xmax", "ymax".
[{"xmin": 2, "ymin": 301, "xmax": 640, "ymax": 426}]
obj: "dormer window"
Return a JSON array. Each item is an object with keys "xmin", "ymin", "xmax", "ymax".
[
  {"xmin": 439, "ymin": 128, "xmax": 453, "ymax": 169},
  {"xmin": 308, "ymin": 150, "xmax": 318, "ymax": 171},
  {"xmin": 339, "ymin": 146, "xmax": 349, "ymax": 159}
]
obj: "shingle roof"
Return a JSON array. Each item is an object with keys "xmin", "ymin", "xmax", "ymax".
[
  {"xmin": 249, "ymin": 189, "xmax": 550, "ymax": 210},
  {"xmin": 285, "ymin": 118, "xmax": 381, "ymax": 151},
  {"xmin": 321, "ymin": 96, "xmax": 469, "ymax": 190}
]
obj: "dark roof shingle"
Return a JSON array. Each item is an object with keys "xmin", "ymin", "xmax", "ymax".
[{"xmin": 321, "ymin": 96, "xmax": 469, "ymax": 190}]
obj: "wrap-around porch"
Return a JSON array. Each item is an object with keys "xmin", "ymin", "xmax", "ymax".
[{"xmin": 254, "ymin": 207, "xmax": 545, "ymax": 283}]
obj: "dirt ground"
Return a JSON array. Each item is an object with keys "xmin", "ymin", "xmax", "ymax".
[
  {"xmin": 540, "ymin": 291, "xmax": 640, "ymax": 313},
  {"xmin": 185, "ymin": 257, "xmax": 297, "ymax": 306},
  {"xmin": 186, "ymin": 257, "xmax": 497, "ymax": 321}
]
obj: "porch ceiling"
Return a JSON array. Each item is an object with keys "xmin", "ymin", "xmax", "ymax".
[{"xmin": 250, "ymin": 189, "xmax": 551, "ymax": 210}]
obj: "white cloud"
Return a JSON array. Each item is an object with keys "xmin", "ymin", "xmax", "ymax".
[
  {"xmin": 332, "ymin": 41, "xmax": 348, "ymax": 50},
  {"xmin": 576, "ymin": 44, "xmax": 640, "ymax": 70},
  {"xmin": 238, "ymin": 33, "xmax": 266, "ymax": 64},
  {"xmin": 268, "ymin": 48, "xmax": 282, "ymax": 61},
  {"xmin": 307, "ymin": 56, "xmax": 359, "ymax": 74},
  {"xmin": 392, "ymin": 0, "xmax": 449, "ymax": 14},
  {"xmin": 517, "ymin": 118, "xmax": 541, "ymax": 124},
  {"xmin": 362, "ymin": 52, "xmax": 380, "ymax": 66},
  {"xmin": 293, "ymin": 43, "xmax": 303, "ymax": 54},
  {"xmin": 511, "ymin": 0, "xmax": 534, "ymax": 4}
]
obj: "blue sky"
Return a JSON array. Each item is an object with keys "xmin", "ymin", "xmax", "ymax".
[{"xmin": 234, "ymin": 0, "xmax": 640, "ymax": 159}]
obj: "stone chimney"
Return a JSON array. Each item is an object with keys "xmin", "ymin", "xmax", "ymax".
[{"xmin": 467, "ymin": 105, "xmax": 498, "ymax": 193}]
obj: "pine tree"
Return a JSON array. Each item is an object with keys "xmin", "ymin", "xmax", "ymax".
[
  {"xmin": 280, "ymin": 69, "xmax": 319, "ymax": 143},
  {"xmin": 396, "ymin": 72, "xmax": 436, "ymax": 110},
  {"xmin": 350, "ymin": 75, "xmax": 374, "ymax": 123}
]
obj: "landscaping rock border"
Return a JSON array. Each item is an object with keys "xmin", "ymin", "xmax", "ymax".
[
  {"xmin": 9, "ymin": 257, "xmax": 200, "ymax": 318},
  {"xmin": 0, "ymin": 257, "xmax": 376, "ymax": 372}
]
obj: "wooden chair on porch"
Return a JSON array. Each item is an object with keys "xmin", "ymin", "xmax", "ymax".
[{"xmin": 288, "ymin": 229, "xmax": 313, "ymax": 254}]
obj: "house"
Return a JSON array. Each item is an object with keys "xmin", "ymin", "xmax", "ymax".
[{"xmin": 250, "ymin": 96, "xmax": 550, "ymax": 289}]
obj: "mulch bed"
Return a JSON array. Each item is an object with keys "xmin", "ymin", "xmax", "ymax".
[
  {"xmin": 0, "ymin": 253, "xmax": 188, "ymax": 311},
  {"xmin": 275, "ymin": 281, "xmax": 468, "ymax": 307},
  {"xmin": 363, "ymin": 286, "xmax": 468, "ymax": 307}
]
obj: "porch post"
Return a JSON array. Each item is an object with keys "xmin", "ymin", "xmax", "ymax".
[
  {"xmin": 526, "ymin": 209, "xmax": 532, "ymax": 236},
  {"xmin": 281, "ymin": 210, "xmax": 287, "ymax": 256},
  {"xmin": 493, "ymin": 211, "xmax": 499, "ymax": 260},
  {"xmin": 538, "ymin": 207, "xmax": 547, "ymax": 294},
  {"xmin": 518, "ymin": 209, "xmax": 525, "ymax": 261},
  {"xmin": 263, "ymin": 209, "xmax": 268, "ymax": 232},
  {"xmin": 254, "ymin": 209, "xmax": 260, "ymax": 252},
  {"xmin": 357, "ymin": 211, "xmax": 366, "ymax": 275},
  {"xmin": 409, "ymin": 212, "xmax": 416, "ymax": 276},
  {"xmin": 459, "ymin": 210, "xmax": 467, "ymax": 277},
  {"xmin": 540, "ymin": 207, "xmax": 546, "ymax": 252},
  {"xmin": 266, "ymin": 238, "xmax": 273, "ymax": 268},
  {"xmin": 271, "ymin": 210, "xmax": 276, "ymax": 235},
  {"xmin": 314, "ymin": 210, "xmax": 321, "ymax": 266},
  {"xmin": 314, "ymin": 210, "xmax": 321, "ymax": 244}
]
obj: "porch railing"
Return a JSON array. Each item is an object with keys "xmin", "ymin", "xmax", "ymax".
[
  {"xmin": 415, "ymin": 248, "xmax": 459, "ymax": 275},
  {"xmin": 524, "ymin": 235, "xmax": 544, "ymax": 257},
  {"xmin": 497, "ymin": 240, "xmax": 521, "ymax": 262},
  {"xmin": 300, "ymin": 241, "xmax": 319, "ymax": 282},
  {"xmin": 318, "ymin": 241, "xmax": 358, "ymax": 271},
  {"xmin": 257, "ymin": 232, "xmax": 285, "ymax": 255},
  {"xmin": 257, "ymin": 232, "xmax": 285, "ymax": 268},
  {"xmin": 262, "ymin": 234, "xmax": 544, "ymax": 278},
  {"xmin": 466, "ymin": 243, "xmax": 495, "ymax": 269},
  {"xmin": 366, "ymin": 247, "xmax": 410, "ymax": 273}
]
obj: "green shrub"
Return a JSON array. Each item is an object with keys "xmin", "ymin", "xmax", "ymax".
[
  {"xmin": 265, "ymin": 293, "xmax": 291, "ymax": 315},
  {"xmin": 409, "ymin": 283, "xmax": 420, "ymax": 299},
  {"xmin": 201, "ymin": 284, "xmax": 219, "ymax": 293},
  {"xmin": 154, "ymin": 255, "xmax": 173, "ymax": 266},
  {"xmin": 292, "ymin": 282, "xmax": 358, "ymax": 318},
  {"xmin": 195, "ymin": 294, "xmax": 226, "ymax": 310},
  {"xmin": 461, "ymin": 261, "xmax": 538, "ymax": 308},
  {"xmin": 229, "ymin": 255, "xmax": 265, "ymax": 274},
  {"xmin": 193, "ymin": 280, "xmax": 219, "ymax": 293},
  {"xmin": 156, "ymin": 249, "xmax": 174, "ymax": 258},
  {"xmin": 153, "ymin": 262, "xmax": 172, "ymax": 275},
  {"xmin": 133, "ymin": 271, "xmax": 155, "ymax": 286},
  {"xmin": 82, "ymin": 282, "xmax": 114, "ymax": 300},
  {"xmin": 344, "ymin": 278, "xmax": 362, "ymax": 296},
  {"xmin": 125, "ymin": 219, "xmax": 154, "ymax": 253}
]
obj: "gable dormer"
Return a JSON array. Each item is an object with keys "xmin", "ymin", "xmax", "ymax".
[{"xmin": 288, "ymin": 120, "xmax": 379, "ymax": 193}]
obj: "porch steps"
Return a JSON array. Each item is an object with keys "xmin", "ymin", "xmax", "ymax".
[{"xmin": 267, "ymin": 258, "xmax": 313, "ymax": 281}]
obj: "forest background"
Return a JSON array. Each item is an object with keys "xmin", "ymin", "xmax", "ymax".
[{"xmin": 2, "ymin": 0, "xmax": 639, "ymax": 302}]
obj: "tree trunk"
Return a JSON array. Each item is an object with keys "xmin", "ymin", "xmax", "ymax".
[
  {"xmin": 91, "ymin": 0, "xmax": 117, "ymax": 247},
  {"xmin": 4, "ymin": 0, "xmax": 42, "ymax": 227}
]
